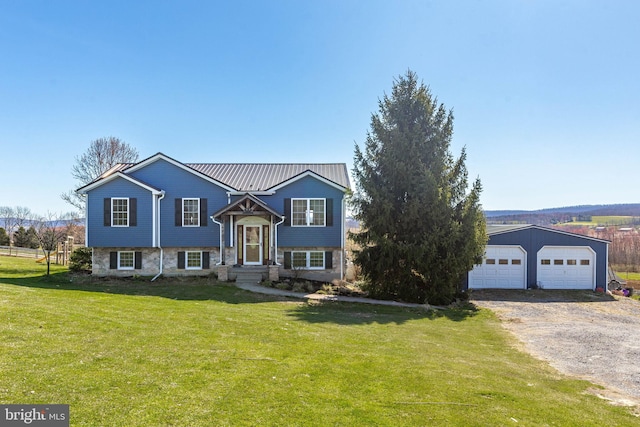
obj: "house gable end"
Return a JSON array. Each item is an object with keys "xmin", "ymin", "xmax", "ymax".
[
  {"xmin": 125, "ymin": 152, "xmax": 236, "ymax": 192},
  {"xmin": 268, "ymin": 169, "xmax": 349, "ymax": 193}
]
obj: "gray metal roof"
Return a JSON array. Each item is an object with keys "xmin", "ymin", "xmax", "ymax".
[
  {"xmin": 102, "ymin": 159, "xmax": 350, "ymax": 191},
  {"xmin": 486, "ymin": 224, "xmax": 532, "ymax": 235},
  {"xmin": 186, "ymin": 163, "xmax": 350, "ymax": 191}
]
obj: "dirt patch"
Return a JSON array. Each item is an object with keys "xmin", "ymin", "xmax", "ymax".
[{"xmin": 471, "ymin": 289, "xmax": 640, "ymax": 407}]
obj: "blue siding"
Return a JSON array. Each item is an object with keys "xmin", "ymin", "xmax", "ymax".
[
  {"xmin": 86, "ymin": 178, "xmax": 154, "ymax": 247},
  {"xmin": 86, "ymin": 159, "xmax": 348, "ymax": 252},
  {"xmin": 487, "ymin": 228, "xmax": 608, "ymax": 288},
  {"xmin": 128, "ymin": 159, "xmax": 226, "ymax": 247},
  {"xmin": 261, "ymin": 176, "xmax": 346, "ymax": 247}
]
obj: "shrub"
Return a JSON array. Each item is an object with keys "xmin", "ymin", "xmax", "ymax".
[
  {"xmin": 275, "ymin": 282, "xmax": 290, "ymax": 291},
  {"xmin": 292, "ymin": 282, "xmax": 306, "ymax": 293},
  {"xmin": 69, "ymin": 247, "xmax": 92, "ymax": 273}
]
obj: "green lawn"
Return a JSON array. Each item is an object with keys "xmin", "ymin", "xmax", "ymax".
[{"xmin": 0, "ymin": 256, "xmax": 636, "ymax": 426}]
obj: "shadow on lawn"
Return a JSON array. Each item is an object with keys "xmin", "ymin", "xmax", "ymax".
[
  {"xmin": 1, "ymin": 272, "xmax": 480, "ymax": 323},
  {"xmin": 0, "ymin": 272, "xmax": 290, "ymax": 304},
  {"xmin": 469, "ymin": 289, "xmax": 617, "ymax": 304},
  {"xmin": 286, "ymin": 300, "xmax": 478, "ymax": 325}
]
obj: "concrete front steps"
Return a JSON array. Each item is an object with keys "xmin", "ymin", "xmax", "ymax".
[{"xmin": 233, "ymin": 266, "xmax": 266, "ymax": 285}]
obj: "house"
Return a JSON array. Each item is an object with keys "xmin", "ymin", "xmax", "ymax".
[
  {"xmin": 76, "ymin": 153, "xmax": 350, "ymax": 282},
  {"xmin": 466, "ymin": 224, "xmax": 610, "ymax": 290}
]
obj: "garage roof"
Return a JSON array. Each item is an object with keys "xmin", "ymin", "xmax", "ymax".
[{"xmin": 487, "ymin": 224, "xmax": 610, "ymax": 244}]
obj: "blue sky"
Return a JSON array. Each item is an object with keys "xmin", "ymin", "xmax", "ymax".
[{"xmin": 1, "ymin": 0, "xmax": 638, "ymax": 215}]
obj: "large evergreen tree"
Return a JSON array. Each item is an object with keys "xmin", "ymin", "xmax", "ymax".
[{"xmin": 350, "ymin": 70, "xmax": 487, "ymax": 305}]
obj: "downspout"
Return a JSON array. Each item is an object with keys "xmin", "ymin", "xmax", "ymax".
[
  {"xmin": 273, "ymin": 215, "xmax": 286, "ymax": 265},
  {"xmin": 211, "ymin": 215, "xmax": 224, "ymax": 265},
  {"xmin": 341, "ymin": 194, "xmax": 346, "ymax": 280},
  {"xmin": 151, "ymin": 191, "xmax": 165, "ymax": 281}
]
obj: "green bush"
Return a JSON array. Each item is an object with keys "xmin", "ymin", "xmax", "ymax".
[{"xmin": 69, "ymin": 247, "xmax": 92, "ymax": 273}]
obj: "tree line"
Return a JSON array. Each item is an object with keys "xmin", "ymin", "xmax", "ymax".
[{"xmin": 0, "ymin": 206, "xmax": 84, "ymax": 275}]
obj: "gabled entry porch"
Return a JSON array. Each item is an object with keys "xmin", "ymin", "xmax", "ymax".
[{"xmin": 211, "ymin": 194, "xmax": 284, "ymax": 281}]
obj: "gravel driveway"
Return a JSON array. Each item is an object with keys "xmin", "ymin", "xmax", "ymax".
[{"xmin": 471, "ymin": 289, "xmax": 640, "ymax": 407}]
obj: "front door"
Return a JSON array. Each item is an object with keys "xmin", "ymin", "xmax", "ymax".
[{"xmin": 244, "ymin": 225, "xmax": 262, "ymax": 265}]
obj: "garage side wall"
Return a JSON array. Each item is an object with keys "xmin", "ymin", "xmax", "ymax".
[{"xmin": 486, "ymin": 228, "xmax": 608, "ymax": 289}]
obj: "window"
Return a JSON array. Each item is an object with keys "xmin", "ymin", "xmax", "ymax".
[
  {"xmin": 291, "ymin": 199, "xmax": 325, "ymax": 226},
  {"xmin": 291, "ymin": 251, "xmax": 325, "ymax": 269},
  {"xmin": 554, "ymin": 259, "xmax": 564, "ymax": 265},
  {"xmin": 292, "ymin": 252, "xmax": 307, "ymax": 268},
  {"xmin": 580, "ymin": 259, "xmax": 590, "ymax": 266},
  {"xmin": 118, "ymin": 251, "xmax": 134, "ymax": 270},
  {"xmin": 186, "ymin": 251, "xmax": 202, "ymax": 269},
  {"xmin": 567, "ymin": 259, "xmax": 577, "ymax": 266},
  {"xmin": 183, "ymin": 198, "xmax": 200, "ymax": 227},
  {"xmin": 486, "ymin": 259, "xmax": 496, "ymax": 265},
  {"xmin": 541, "ymin": 259, "xmax": 551, "ymax": 265},
  {"xmin": 512, "ymin": 259, "xmax": 521, "ymax": 265},
  {"xmin": 112, "ymin": 198, "xmax": 129, "ymax": 227},
  {"xmin": 499, "ymin": 259, "xmax": 508, "ymax": 265}
]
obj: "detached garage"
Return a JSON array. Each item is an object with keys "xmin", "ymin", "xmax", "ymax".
[{"xmin": 467, "ymin": 225, "xmax": 609, "ymax": 290}]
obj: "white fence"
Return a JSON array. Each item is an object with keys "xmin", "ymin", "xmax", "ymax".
[{"xmin": 0, "ymin": 245, "xmax": 44, "ymax": 258}]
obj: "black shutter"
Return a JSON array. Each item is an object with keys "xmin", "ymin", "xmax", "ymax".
[
  {"xmin": 177, "ymin": 251, "xmax": 185, "ymax": 269},
  {"xmin": 104, "ymin": 198, "xmax": 111, "ymax": 226},
  {"xmin": 130, "ymin": 198, "xmax": 137, "ymax": 226},
  {"xmin": 134, "ymin": 251, "xmax": 142, "ymax": 269},
  {"xmin": 284, "ymin": 199, "xmax": 291, "ymax": 226},
  {"xmin": 109, "ymin": 251, "xmax": 117, "ymax": 269},
  {"xmin": 284, "ymin": 251, "xmax": 291, "ymax": 269},
  {"xmin": 200, "ymin": 198, "xmax": 208, "ymax": 226},
  {"xmin": 325, "ymin": 251, "xmax": 333, "ymax": 269},
  {"xmin": 175, "ymin": 198, "xmax": 182, "ymax": 226},
  {"xmin": 326, "ymin": 198, "xmax": 333, "ymax": 226},
  {"xmin": 202, "ymin": 251, "xmax": 210, "ymax": 269}
]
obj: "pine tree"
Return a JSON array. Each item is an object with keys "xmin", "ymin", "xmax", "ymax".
[
  {"xmin": 350, "ymin": 70, "xmax": 487, "ymax": 305},
  {"xmin": 0, "ymin": 227, "xmax": 9, "ymax": 246},
  {"xmin": 25, "ymin": 226, "xmax": 40, "ymax": 249},
  {"xmin": 13, "ymin": 226, "xmax": 28, "ymax": 248}
]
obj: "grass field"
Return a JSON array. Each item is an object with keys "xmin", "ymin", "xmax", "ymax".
[
  {"xmin": 0, "ymin": 256, "xmax": 637, "ymax": 426},
  {"xmin": 562, "ymin": 215, "xmax": 640, "ymax": 226}
]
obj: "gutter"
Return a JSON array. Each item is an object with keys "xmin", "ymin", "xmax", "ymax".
[{"xmin": 151, "ymin": 191, "xmax": 165, "ymax": 281}]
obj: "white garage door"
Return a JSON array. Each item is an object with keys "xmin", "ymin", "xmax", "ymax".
[
  {"xmin": 537, "ymin": 246, "xmax": 595, "ymax": 290},
  {"xmin": 469, "ymin": 246, "xmax": 526, "ymax": 289}
]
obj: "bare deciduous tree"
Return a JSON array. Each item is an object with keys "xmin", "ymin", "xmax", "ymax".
[
  {"xmin": 33, "ymin": 212, "xmax": 78, "ymax": 276},
  {"xmin": 61, "ymin": 137, "xmax": 140, "ymax": 212}
]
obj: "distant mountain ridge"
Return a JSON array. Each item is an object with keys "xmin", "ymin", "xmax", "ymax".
[
  {"xmin": 485, "ymin": 203, "xmax": 640, "ymax": 225},
  {"xmin": 485, "ymin": 204, "xmax": 640, "ymax": 217}
]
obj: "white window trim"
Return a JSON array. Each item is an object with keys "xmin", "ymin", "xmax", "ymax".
[
  {"xmin": 112, "ymin": 197, "xmax": 129, "ymax": 227},
  {"xmin": 291, "ymin": 250, "xmax": 325, "ymax": 270},
  {"xmin": 182, "ymin": 198, "xmax": 200, "ymax": 227},
  {"xmin": 186, "ymin": 251, "xmax": 202, "ymax": 270},
  {"xmin": 291, "ymin": 198, "xmax": 326, "ymax": 227},
  {"xmin": 118, "ymin": 251, "xmax": 135, "ymax": 270}
]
